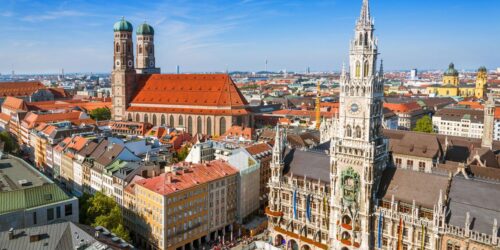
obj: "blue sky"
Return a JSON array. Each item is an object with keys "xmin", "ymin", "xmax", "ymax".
[{"xmin": 0, "ymin": 0, "xmax": 499, "ymax": 74}]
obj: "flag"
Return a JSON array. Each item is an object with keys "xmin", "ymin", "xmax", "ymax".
[
  {"xmin": 293, "ymin": 190, "xmax": 297, "ymax": 219},
  {"xmin": 397, "ymin": 218, "xmax": 403, "ymax": 250},
  {"xmin": 377, "ymin": 211, "xmax": 383, "ymax": 249},
  {"xmin": 421, "ymin": 223, "xmax": 426, "ymax": 250}
]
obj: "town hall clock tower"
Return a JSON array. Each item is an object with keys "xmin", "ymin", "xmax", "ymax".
[{"xmin": 329, "ymin": 0, "xmax": 388, "ymax": 249}]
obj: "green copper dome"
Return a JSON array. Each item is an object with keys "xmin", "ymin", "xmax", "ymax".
[
  {"xmin": 444, "ymin": 63, "xmax": 458, "ymax": 76},
  {"xmin": 113, "ymin": 17, "xmax": 133, "ymax": 32},
  {"xmin": 137, "ymin": 23, "xmax": 154, "ymax": 35}
]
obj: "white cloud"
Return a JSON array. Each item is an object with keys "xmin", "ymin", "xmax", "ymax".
[{"xmin": 22, "ymin": 10, "xmax": 87, "ymax": 22}]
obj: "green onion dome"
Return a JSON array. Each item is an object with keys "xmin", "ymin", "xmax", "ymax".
[
  {"xmin": 137, "ymin": 22, "xmax": 154, "ymax": 35},
  {"xmin": 113, "ymin": 17, "xmax": 133, "ymax": 32}
]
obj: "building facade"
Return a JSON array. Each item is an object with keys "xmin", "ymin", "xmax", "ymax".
[{"xmin": 110, "ymin": 19, "xmax": 250, "ymax": 136}]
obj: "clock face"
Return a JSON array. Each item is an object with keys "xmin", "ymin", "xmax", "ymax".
[{"xmin": 350, "ymin": 103, "xmax": 359, "ymax": 113}]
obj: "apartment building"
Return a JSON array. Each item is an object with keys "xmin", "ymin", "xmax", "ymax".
[
  {"xmin": 433, "ymin": 108, "xmax": 484, "ymax": 139},
  {"xmin": 126, "ymin": 160, "xmax": 238, "ymax": 250}
]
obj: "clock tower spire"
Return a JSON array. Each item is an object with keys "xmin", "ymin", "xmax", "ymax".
[{"xmin": 330, "ymin": 0, "xmax": 388, "ymax": 249}]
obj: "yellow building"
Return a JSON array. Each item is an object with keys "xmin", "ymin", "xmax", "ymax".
[
  {"xmin": 126, "ymin": 160, "xmax": 238, "ymax": 250},
  {"xmin": 427, "ymin": 64, "xmax": 488, "ymax": 98}
]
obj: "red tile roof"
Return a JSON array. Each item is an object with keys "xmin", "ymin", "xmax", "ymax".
[
  {"xmin": 0, "ymin": 113, "xmax": 11, "ymax": 122},
  {"xmin": 383, "ymin": 102, "xmax": 422, "ymax": 113},
  {"xmin": 221, "ymin": 125, "xmax": 254, "ymax": 140},
  {"xmin": 136, "ymin": 160, "xmax": 238, "ymax": 196},
  {"xmin": 131, "ymin": 74, "xmax": 248, "ymax": 107},
  {"xmin": 245, "ymin": 143, "xmax": 272, "ymax": 156},
  {"xmin": 2, "ymin": 96, "xmax": 27, "ymax": 111},
  {"xmin": 22, "ymin": 111, "xmax": 88, "ymax": 129},
  {"xmin": 127, "ymin": 106, "xmax": 249, "ymax": 116},
  {"xmin": 0, "ymin": 81, "xmax": 45, "ymax": 97}
]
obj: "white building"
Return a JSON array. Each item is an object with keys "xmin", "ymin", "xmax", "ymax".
[{"xmin": 432, "ymin": 108, "xmax": 484, "ymax": 139}]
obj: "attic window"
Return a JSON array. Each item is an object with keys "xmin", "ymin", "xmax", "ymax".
[{"xmin": 44, "ymin": 194, "xmax": 53, "ymax": 200}]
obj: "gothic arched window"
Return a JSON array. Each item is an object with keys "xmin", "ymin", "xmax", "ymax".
[
  {"xmin": 161, "ymin": 115, "xmax": 165, "ymax": 126},
  {"xmin": 219, "ymin": 117, "xmax": 227, "ymax": 135},
  {"xmin": 187, "ymin": 116, "xmax": 193, "ymax": 134},
  {"xmin": 115, "ymin": 43, "xmax": 120, "ymax": 53},
  {"xmin": 138, "ymin": 45, "xmax": 143, "ymax": 54},
  {"xmin": 355, "ymin": 61, "xmax": 361, "ymax": 78},
  {"xmin": 207, "ymin": 117, "xmax": 212, "ymax": 135},
  {"xmin": 346, "ymin": 125, "xmax": 352, "ymax": 137},
  {"xmin": 364, "ymin": 32, "xmax": 368, "ymax": 46},
  {"xmin": 364, "ymin": 61, "xmax": 369, "ymax": 77},
  {"xmin": 355, "ymin": 126, "xmax": 362, "ymax": 138},
  {"xmin": 170, "ymin": 115, "xmax": 174, "ymax": 127},
  {"xmin": 152, "ymin": 114, "xmax": 157, "ymax": 126},
  {"xmin": 359, "ymin": 33, "xmax": 363, "ymax": 45},
  {"xmin": 197, "ymin": 116, "xmax": 202, "ymax": 134},
  {"xmin": 179, "ymin": 116, "xmax": 184, "ymax": 126},
  {"xmin": 144, "ymin": 114, "xmax": 149, "ymax": 123}
]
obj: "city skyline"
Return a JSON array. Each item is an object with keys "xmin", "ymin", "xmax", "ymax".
[{"xmin": 1, "ymin": 0, "xmax": 499, "ymax": 74}]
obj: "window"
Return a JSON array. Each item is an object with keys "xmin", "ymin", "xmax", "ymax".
[
  {"xmin": 47, "ymin": 208, "xmax": 54, "ymax": 221},
  {"xmin": 407, "ymin": 160, "xmax": 413, "ymax": 168},
  {"xmin": 346, "ymin": 125, "xmax": 352, "ymax": 137},
  {"xmin": 418, "ymin": 162, "xmax": 426, "ymax": 172},
  {"xmin": 395, "ymin": 158, "xmax": 402, "ymax": 167},
  {"xmin": 355, "ymin": 61, "xmax": 361, "ymax": 78},
  {"xmin": 56, "ymin": 207, "xmax": 61, "ymax": 218},
  {"xmin": 197, "ymin": 116, "xmax": 202, "ymax": 134},
  {"xmin": 188, "ymin": 116, "xmax": 193, "ymax": 134},
  {"xmin": 170, "ymin": 115, "xmax": 174, "ymax": 126},
  {"xmin": 206, "ymin": 117, "xmax": 212, "ymax": 135},
  {"xmin": 179, "ymin": 116, "xmax": 184, "ymax": 126},
  {"xmin": 152, "ymin": 114, "xmax": 157, "ymax": 126},
  {"xmin": 355, "ymin": 126, "xmax": 362, "ymax": 138},
  {"xmin": 364, "ymin": 61, "xmax": 369, "ymax": 77},
  {"xmin": 138, "ymin": 45, "xmax": 143, "ymax": 54},
  {"xmin": 144, "ymin": 114, "xmax": 149, "ymax": 123},
  {"xmin": 33, "ymin": 212, "xmax": 37, "ymax": 224},
  {"xmin": 219, "ymin": 117, "xmax": 226, "ymax": 135},
  {"xmin": 135, "ymin": 113, "xmax": 140, "ymax": 122},
  {"xmin": 65, "ymin": 204, "xmax": 73, "ymax": 216},
  {"xmin": 161, "ymin": 115, "xmax": 166, "ymax": 126}
]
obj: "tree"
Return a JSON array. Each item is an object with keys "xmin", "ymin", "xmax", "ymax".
[
  {"xmin": 175, "ymin": 145, "xmax": 190, "ymax": 162},
  {"xmin": 0, "ymin": 131, "xmax": 18, "ymax": 153},
  {"xmin": 79, "ymin": 192, "xmax": 130, "ymax": 242},
  {"xmin": 89, "ymin": 108, "xmax": 111, "ymax": 121},
  {"xmin": 413, "ymin": 115, "xmax": 433, "ymax": 133}
]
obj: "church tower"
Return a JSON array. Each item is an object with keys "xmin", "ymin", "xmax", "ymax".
[
  {"xmin": 482, "ymin": 94, "xmax": 495, "ymax": 149},
  {"xmin": 329, "ymin": 0, "xmax": 388, "ymax": 249},
  {"xmin": 136, "ymin": 22, "xmax": 160, "ymax": 74},
  {"xmin": 475, "ymin": 66, "xmax": 487, "ymax": 99},
  {"xmin": 111, "ymin": 17, "xmax": 136, "ymax": 121}
]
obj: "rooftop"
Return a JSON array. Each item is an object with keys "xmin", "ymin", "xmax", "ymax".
[
  {"xmin": 135, "ymin": 160, "xmax": 238, "ymax": 196},
  {"xmin": 0, "ymin": 157, "xmax": 50, "ymax": 192},
  {"xmin": 378, "ymin": 167, "xmax": 449, "ymax": 208},
  {"xmin": 448, "ymin": 176, "xmax": 500, "ymax": 235},
  {"xmin": 0, "ymin": 156, "xmax": 72, "ymax": 214},
  {"xmin": 283, "ymin": 148, "xmax": 330, "ymax": 183}
]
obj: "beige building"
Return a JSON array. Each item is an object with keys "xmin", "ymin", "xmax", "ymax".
[{"xmin": 125, "ymin": 160, "xmax": 238, "ymax": 250}]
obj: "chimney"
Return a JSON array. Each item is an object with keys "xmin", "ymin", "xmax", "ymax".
[{"xmin": 8, "ymin": 228, "xmax": 14, "ymax": 240}]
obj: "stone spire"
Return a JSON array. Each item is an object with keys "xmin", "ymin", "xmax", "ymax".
[
  {"xmin": 379, "ymin": 59, "xmax": 384, "ymax": 77},
  {"xmin": 358, "ymin": 0, "xmax": 372, "ymax": 26},
  {"xmin": 271, "ymin": 124, "xmax": 285, "ymax": 183}
]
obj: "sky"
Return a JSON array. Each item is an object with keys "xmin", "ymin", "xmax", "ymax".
[{"xmin": 0, "ymin": 0, "xmax": 499, "ymax": 74}]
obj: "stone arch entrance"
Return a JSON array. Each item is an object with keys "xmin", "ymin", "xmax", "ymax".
[
  {"xmin": 288, "ymin": 239, "xmax": 299, "ymax": 250},
  {"xmin": 301, "ymin": 244, "xmax": 311, "ymax": 250},
  {"xmin": 274, "ymin": 234, "xmax": 285, "ymax": 247}
]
